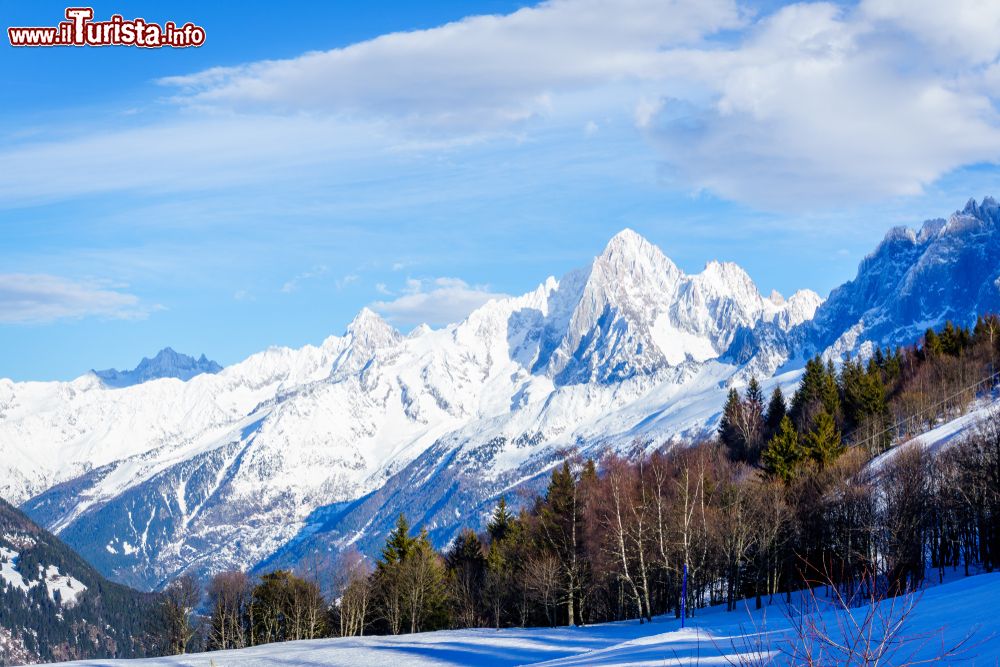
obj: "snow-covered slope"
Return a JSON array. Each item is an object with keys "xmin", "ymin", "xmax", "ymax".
[
  {"xmin": 43, "ymin": 571, "xmax": 1000, "ymax": 666},
  {"xmin": 4, "ymin": 198, "xmax": 1000, "ymax": 590},
  {"xmin": 870, "ymin": 392, "xmax": 1000, "ymax": 473},
  {"xmin": 0, "ymin": 544, "xmax": 87, "ymax": 606}
]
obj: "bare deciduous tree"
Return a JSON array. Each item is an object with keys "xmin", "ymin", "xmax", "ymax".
[{"xmin": 163, "ymin": 574, "xmax": 201, "ymax": 655}]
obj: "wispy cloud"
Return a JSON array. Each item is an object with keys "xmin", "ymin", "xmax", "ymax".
[
  {"xmin": 280, "ymin": 265, "xmax": 329, "ymax": 293},
  {"xmin": 372, "ymin": 277, "xmax": 507, "ymax": 326},
  {"xmin": 336, "ymin": 273, "xmax": 360, "ymax": 290},
  {"xmin": 159, "ymin": 0, "xmax": 742, "ymax": 128},
  {"xmin": 0, "ymin": 274, "xmax": 148, "ymax": 324}
]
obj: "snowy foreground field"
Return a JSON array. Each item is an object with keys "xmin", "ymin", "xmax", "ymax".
[{"xmin": 52, "ymin": 572, "xmax": 998, "ymax": 667}]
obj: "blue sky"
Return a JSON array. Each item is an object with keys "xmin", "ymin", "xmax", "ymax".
[{"xmin": 2, "ymin": 0, "xmax": 999, "ymax": 381}]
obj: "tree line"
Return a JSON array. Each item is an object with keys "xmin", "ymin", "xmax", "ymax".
[{"xmin": 160, "ymin": 316, "xmax": 1000, "ymax": 652}]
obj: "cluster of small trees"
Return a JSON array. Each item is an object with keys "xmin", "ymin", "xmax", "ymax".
[
  {"xmin": 162, "ymin": 568, "xmax": 327, "ymax": 653},
  {"xmin": 158, "ymin": 316, "xmax": 1000, "ymax": 653}
]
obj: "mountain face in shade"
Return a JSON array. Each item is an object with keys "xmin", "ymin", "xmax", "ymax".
[
  {"xmin": 92, "ymin": 347, "xmax": 223, "ymax": 388},
  {"xmin": 0, "ymin": 497, "xmax": 163, "ymax": 664},
  {"xmin": 3, "ymin": 198, "xmax": 999, "ymax": 592},
  {"xmin": 726, "ymin": 196, "xmax": 1000, "ymax": 370},
  {"xmin": 801, "ymin": 196, "xmax": 1000, "ymax": 359}
]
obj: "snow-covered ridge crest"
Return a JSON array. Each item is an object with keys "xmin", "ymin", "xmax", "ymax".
[{"xmin": 528, "ymin": 228, "xmax": 820, "ymax": 383}]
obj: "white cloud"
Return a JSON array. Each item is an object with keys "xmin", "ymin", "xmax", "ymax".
[
  {"xmin": 861, "ymin": 0, "xmax": 1000, "ymax": 66},
  {"xmin": 0, "ymin": 274, "xmax": 146, "ymax": 324},
  {"xmin": 160, "ymin": 0, "xmax": 743, "ymax": 128},
  {"xmin": 372, "ymin": 277, "xmax": 507, "ymax": 326},
  {"xmin": 641, "ymin": 1, "xmax": 1000, "ymax": 207},
  {"xmin": 3, "ymin": 0, "xmax": 1000, "ymax": 212},
  {"xmin": 634, "ymin": 97, "xmax": 664, "ymax": 129}
]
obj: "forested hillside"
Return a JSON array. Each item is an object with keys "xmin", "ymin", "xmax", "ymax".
[{"xmin": 0, "ymin": 500, "xmax": 165, "ymax": 665}]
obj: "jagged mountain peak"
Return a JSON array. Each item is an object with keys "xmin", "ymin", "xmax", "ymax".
[
  {"xmin": 407, "ymin": 322, "xmax": 433, "ymax": 338},
  {"xmin": 961, "ymin": 195, "xmax": 1000, "ymax": 219},
  {"xmin": 346, "ymin": 307, "xmax": 401, "ymax": 345},
  {"xmin": 529, "ymin": 230, "xmax": 809, "ymax": 384},
  {"xmin": 871, "ymin": 196, "xmax": 1000, "ymax": 255},
  {"xmin": 596, "ymin": 228, "xmax": 680, "ymax": 282},
  {"xmin": 695, "ymin": 259, "xmax": 758, "ymax": 296},
  {"xmin": 603, "ymin": 227, "xmax": 650, "ymax": 252},
  {"xmin": 918, "ymin": 218, "xmax": 947, "ymax": 242},
  {"xmin": 92, "ymin": 347, "xmax": 222, "ymax": 388}
]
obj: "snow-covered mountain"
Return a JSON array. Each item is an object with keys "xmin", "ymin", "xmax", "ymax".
[
  {"xmin": 92, "ymin": 347, "xmax": 223, "ymax": 388},
  {"xmin": 3, "ymin": 199, "xmax": 999, "ymax": 590},
  {"xmin": 2, "ymin": 229, "xmax": 814, "ymax": 589}
]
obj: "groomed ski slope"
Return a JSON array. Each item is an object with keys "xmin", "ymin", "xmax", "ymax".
[{"xmin": 51, "ymin": 572, "xmax": 999, "ymax": 666}]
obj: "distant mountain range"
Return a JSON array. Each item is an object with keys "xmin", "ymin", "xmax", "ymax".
[
  {"xmin": 92, "ymin": 347, "xmax": 222, "ymax": 388},
  {"xmin": 3, "ymin": 197, "xmax": 1000, "ymax": 591}
]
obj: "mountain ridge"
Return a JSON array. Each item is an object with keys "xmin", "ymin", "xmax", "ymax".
[{"xmin": 4, "ymin": 197, "xmax": 1000, "ymax": 591}]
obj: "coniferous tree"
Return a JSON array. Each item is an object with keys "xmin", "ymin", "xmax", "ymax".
[
  {"xmin": 537, "ymin": 461, "xmax": 585, "ymax": 626},
  {"xmin": 802, "ymin": 410, "xmax": 843, "ymax": 468},
  {"xmin": 446, "ymin": 529, "xmax": 486, "ymax": 628},
  {"xmin": 923, "ymin": 327, "xmax": 943, "ymax": 357},
  {"xmin": 401, "ymin": 530, "xmax": 450, "ymax": 633},
  {"xmin": 374, "ymin": 514, "xmax": 416, "ymax": 634},
  {"xmin": 822, "ymin": 360, "xmax": 842, "ymax": 423},
  {"xmin": 745, "ymin": 377, "xmax": 764, "ymax": 408},
  {"xmin": 487, "ymin": 497, "xmax": 514, "ymax": 543},
  {"xmin": 940, "ymin": 321, "xmax": 960, "ymax": 356},
  {"xmin": 764, "ymin": 386, "xmax": 787, "ymax": 440},
  {"xmin": 790, "ymin": 356, "xmax": 826, "ymax": 429},
  {"xmin": 382, "ymin": 514, "xmax": 416, "ymax": 565},
  {"xmin": 742, "ymin": 378, "xmax": 766, "ymax": 463},
  {"xmin": 762, "ymin": 416, "xmax": 801, "ymax": 483},
  {"xmin": 718, "ymin": 388, "xmax": 744, "ymax": 460}
]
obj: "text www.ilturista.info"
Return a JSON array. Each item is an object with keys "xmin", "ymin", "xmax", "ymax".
[{"xmin": 8, "ymin": 7, "xmax": 205, "ymax": 48}]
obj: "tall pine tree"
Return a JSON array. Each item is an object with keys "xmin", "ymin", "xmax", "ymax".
[
  {"xmin": 764, "ymin": 386, "xmax": 787, "ymax": 441},
  {"xmin": 802, "ymin": 410, "xmax": 843, "ymax": 468}
]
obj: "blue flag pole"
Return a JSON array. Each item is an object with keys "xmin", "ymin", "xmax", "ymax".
[{"xmin": 681, "ymin": 562, "xmax": 688, "ymax": 629}]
